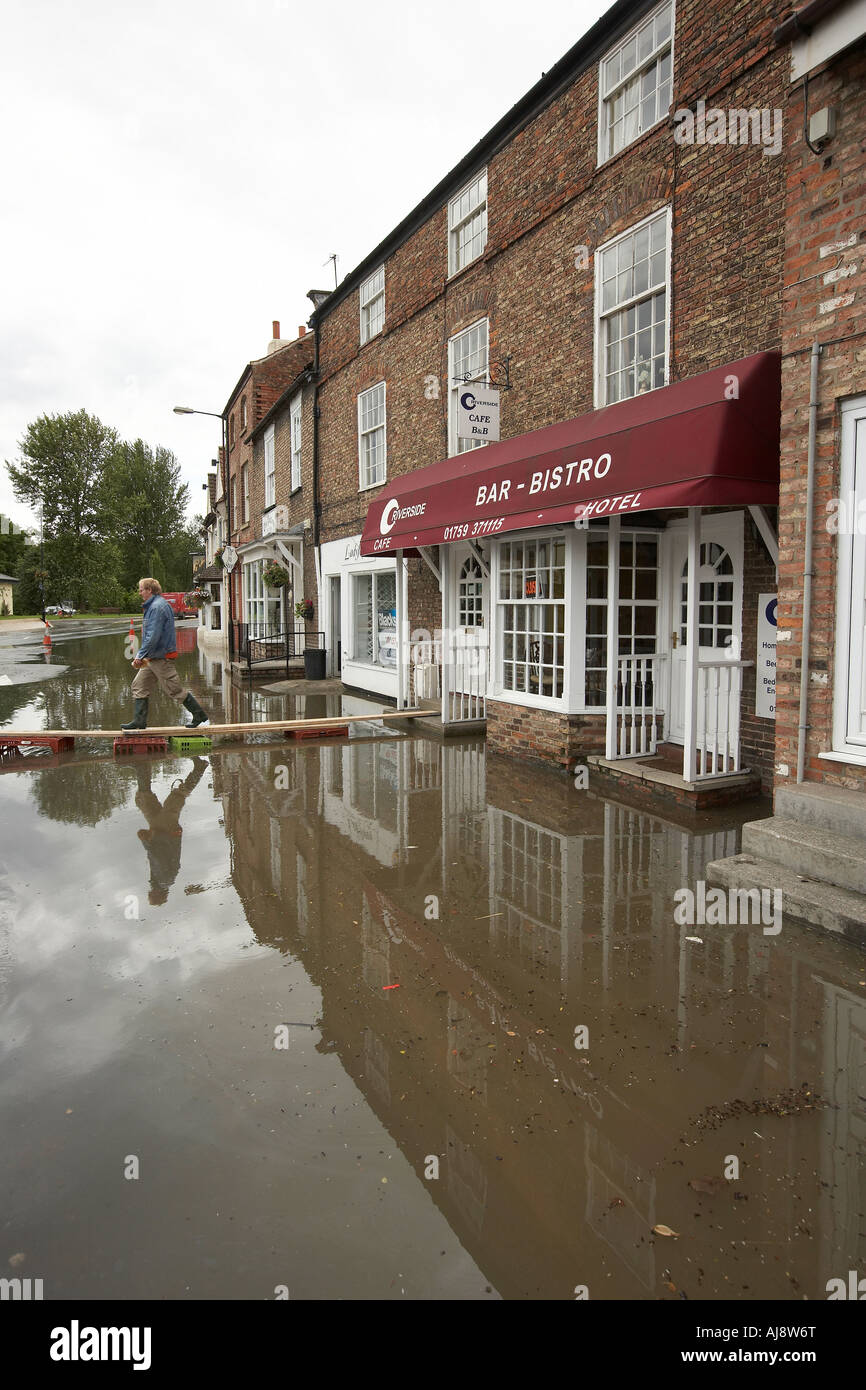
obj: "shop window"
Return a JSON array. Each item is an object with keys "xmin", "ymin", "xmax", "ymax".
[
  {"xmin": 352, "ymin": 570, "xmax": 396, "ymax": 667},
  {"xmin": 497, "ymin": 538, "xmax": 566, "ymax": 699},
  {"xmin": 449, "ymin": 319, "xmax": 488, "ymax": 456},
  {"xmin": 448, "ymin": 170, "xmax": 487, "ymax": 276},
  {"xmin": 598, "ymin": 1, "xmax": 673, "ymax": 164},
  {"xmin": 596, "ymin": 209, "xmax": 669, "ymax": 405},
  {"xmin": 243, "ymin": 557, "xmax": 281, "ymax": 633},
  {"xmin": 585, "ymin": 532, "xmax": 660, "ymax": 706},
  {"xmin": 360, "ymin": 266, "xmax": 385, "ymax": 344}
]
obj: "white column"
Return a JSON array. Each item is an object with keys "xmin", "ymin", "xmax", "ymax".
[
  {"xmin": 395, "ymin": 549, "xmax": 406, "ymax": 710},
  {"xmin": 440, "ymin": 548, "xmax": 450, "ymax": 723},
  {"xmin": 682, "ymin": 507, "xmax": 701, "ymax": 781},
  {"xmin": 604, "ymin": 515, "xmax": 621, "ymax": 759}
]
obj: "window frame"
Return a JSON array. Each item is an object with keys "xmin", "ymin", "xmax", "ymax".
[
  {"xmin": 242, "ymin": 463, "xmax": 249, "ymax": 524},
  {"xmin": 357, "ymin": 381, "xmax": 387, "ymax": 492},
  {"xmin": 359, "ymin": 265, "xmax": 385, "ymax": 345},
  {"xmin": 448, "ymin": 169, "xmax": 488, "ymax": 278},
  {"xmin": 351, "ymin": 568, "xmax": 397, "ymax": 668},
  {"xmin": 264, "ymin": 423, "xmax": 275, "ymax": 509},
  {"xmin": 290, "ymin": 394, "xmax": 302, "ymax": 493},
  {"xmin": 593, "ymin": 206, "xmax": 671, "ymax": 409},
  {"xmin": 832, "ymin": 395, "xmax": 866, "ymax": 759},
  {"xmin": 597, "ymin": 0, "xmax": 674, "ymax": 166},
  {"xmin": 448, "ymin": 318, "xmax": 489, "ymax": 457},
  {"xmin": 493, "ymin": 533, "xmax": 568, "ymax": 705}
]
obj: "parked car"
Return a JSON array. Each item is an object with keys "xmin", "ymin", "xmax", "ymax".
[{"xmin": 44, "ymin": 604, "xmax": 76, "ymax": 615}]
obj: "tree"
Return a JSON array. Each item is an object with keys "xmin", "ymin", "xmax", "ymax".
[
  {"xmin": 101, "ymin": 440, "xmax": 190, "ymax": 590},
  {"xmin": 6, "ymin": 410, "xmax": 120, "ymax": 609}
]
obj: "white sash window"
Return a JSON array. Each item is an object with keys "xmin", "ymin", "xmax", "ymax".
[{"xmin": 833, "ymin": 395, "xmax": 866, "ymax": 756}]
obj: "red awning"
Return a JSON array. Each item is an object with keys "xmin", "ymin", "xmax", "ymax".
[{"xmin": 360, "ymin": 351, "xmax": 780, "ymax": 554}]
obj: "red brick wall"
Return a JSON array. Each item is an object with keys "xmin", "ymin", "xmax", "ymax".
[{"xmin": 775, "ymin": 40, "xmax": 866, "ymax": 793}]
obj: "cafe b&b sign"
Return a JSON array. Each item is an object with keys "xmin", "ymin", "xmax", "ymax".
[{"xmin": 457, "ymin": 387, "xmax": 500, "ymax": 443}]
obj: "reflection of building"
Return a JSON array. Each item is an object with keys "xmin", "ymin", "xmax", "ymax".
[{"xmin": 214, "ymin": 734, "xmax": 865, "ymax": 1298}]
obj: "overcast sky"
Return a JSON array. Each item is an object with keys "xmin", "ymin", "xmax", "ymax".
[{"xmin": 1, "ymin": 0, "xmax": 610, "ymax": 533}]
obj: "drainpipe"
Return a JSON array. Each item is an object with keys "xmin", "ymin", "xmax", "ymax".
[{"xmin": 796, "ymin": 342, "xmax": 821, "ymax": 783}]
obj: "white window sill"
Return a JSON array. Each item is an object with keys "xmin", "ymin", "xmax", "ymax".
[
  {"xmin": 358, "ymin": 482, "xmax": 385, "ymax": 494},
  {"xmin": 818, "ymin": 749, "xmax": 866, "ymax": 768}
]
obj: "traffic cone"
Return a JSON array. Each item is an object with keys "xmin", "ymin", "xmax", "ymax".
[
  {"xmin": 43, "ymin": 625, "xmax": 52, "ymax": 648},
  {"xmin": 128, "ymin": 618, "xmax": 135, "ymax": 637}
]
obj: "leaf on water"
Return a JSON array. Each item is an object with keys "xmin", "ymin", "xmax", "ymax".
[{"xmin": 652, "ymin": 1224, "xmax": 680, "ymax": 1237}]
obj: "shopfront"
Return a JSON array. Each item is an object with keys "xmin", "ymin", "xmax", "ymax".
[
  {"xmin": 359, "ymin": 353, "xmax": 781, "ymax": 792},
  {"xmin": 320, "ymin": 534, "xmax": 400, "ymax": 699}
]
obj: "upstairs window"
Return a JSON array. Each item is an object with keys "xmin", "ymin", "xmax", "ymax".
[
  {"xmin": 264, "ymin": 423, "xmax": 275, "ymax": 509},
  {"xmin": 599, "ymin": 1, "xmax": 673, "ymax": 163},
  {"xmin": 360, "ymin": 266, "xmax": 385, "ymax": 344},
  {"xmin": 290, "ymin": 395, "xmax": 302, "ymax": 491},
  {"xmin": 358, "ymin": 382, "xmax": 386, "ymax": 490},
  {"xmin": 448, "ymin": 170, "xmax": 487, "ymax": 276},
  {"xmin": 448, "ymin": 319, "xmax": 489, "ymax": 456},
  {"xmin": 596, "ymin": 209, "xmax": 669, "ymax": 405},
  {"xmin": 242, "ymin": 464, "xmax": 249, "ymax": 524},
  {"xmin": 240, "ymin": 397, "xmax": 247, "ymax": 431}
]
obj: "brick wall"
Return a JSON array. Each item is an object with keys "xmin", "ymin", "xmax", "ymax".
[
  {"xmin": 775, "ymin": 41, "xmax": 866, "ymax": 793},
  {"xmin": 309, "ymin": 0, "xmax": 793, "ymax": 772}
]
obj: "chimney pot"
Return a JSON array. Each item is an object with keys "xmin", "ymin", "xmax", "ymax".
[
  {"xmin": 272, "ymin": 320, "xmax": 280, "ymax": 340},
  {"xmin": 298, "ymin": 325, "xmax": 306, "ymax": 338}
]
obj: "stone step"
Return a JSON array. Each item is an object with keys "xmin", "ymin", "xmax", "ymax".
[
  {"xmin": 742, "ymin": 817, "xmax": 866, "ymax": 894},
  {"xmin": 775, "ymin": 782, "xmax": 866, "ymax": 840},
  {"xmin": 705, "ymin": 853, "xmax": 866, "ymax": 946}
]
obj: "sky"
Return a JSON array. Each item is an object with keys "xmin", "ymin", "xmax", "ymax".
[{"xmin": 1, "ymin": 0, "xmax": 611, "ymax": 534}]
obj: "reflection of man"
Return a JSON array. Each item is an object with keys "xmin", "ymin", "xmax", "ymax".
[{"xmin": 135, "ymin": 758, "xmax": 207, "ymax": 906}]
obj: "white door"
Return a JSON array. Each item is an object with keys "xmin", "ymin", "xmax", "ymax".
[
  {"xmin": 667, "ymin": 513, "xmax": 744, "ymax": 746},
  {"xmin": 447, "ymin": 544, "xmax": 489, "ymax": 716}
]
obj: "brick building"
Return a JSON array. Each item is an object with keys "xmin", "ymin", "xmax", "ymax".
[
  {"xmin": 309, "ymin": 0, "xmax": 793, "ymax": 801},
  {"xmin": 221, "ymin": 323, "xmax": 315, "ymax": 659}
]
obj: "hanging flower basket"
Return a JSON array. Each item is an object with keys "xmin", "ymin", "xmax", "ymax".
[
  {"xmin": 263, "ymin": 561, "xmax": 291, "ymax": 589},
  {"xmin": 184, "ymin": 589, "xmax": 211, "ymax": 609},
  {"xmin": 295, "ymin": 597, "xmax": 314, "ymax": 622}
]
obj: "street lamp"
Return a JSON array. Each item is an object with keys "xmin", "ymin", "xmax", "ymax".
[{"xmin": 173, "ymin": 405, "xmax": 234, "ymax": 657}]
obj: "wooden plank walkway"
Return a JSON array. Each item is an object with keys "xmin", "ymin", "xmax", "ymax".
[{"xmin": 4, "ymin": 710, "xmax": 434, "ymax": 740}]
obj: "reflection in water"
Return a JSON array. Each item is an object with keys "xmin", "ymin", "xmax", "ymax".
[
  {"xmin": 0, "ymin": 622, "xmax": 864, "ymax": 1300},
  {"xmin": 215, "ymin": 738, "xmax": 866, "ymax": 1300},
  {"xmin": 135, "ymin": 758, "xmax": 208, "ymax": 905}
]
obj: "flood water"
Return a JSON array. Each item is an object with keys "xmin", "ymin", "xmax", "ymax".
[{"xmin": 1, "ymin": 623, "xmax": 864, "ymax": 1300}]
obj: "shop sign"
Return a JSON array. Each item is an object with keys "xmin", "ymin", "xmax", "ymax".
[
  {"xmin": 756, "ymin": 594, "xmax": 777, "ymax": 718},
  {"xmin": 457, "ymin": 387, "xmax": 500, "ymax": 442}
]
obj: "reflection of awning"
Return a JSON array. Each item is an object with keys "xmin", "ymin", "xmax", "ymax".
[{"xmin": 360, "ymin": 351, "xmax": 780, "ymax": 554}]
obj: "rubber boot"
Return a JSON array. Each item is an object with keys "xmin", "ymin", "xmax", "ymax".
[
  {"xmin": 122, "ymin": 698, "xmax": 149, "ymax": 731},
  {"xmin": 182, "ymin": 693, "xmax": 209, "ymax": 728}
]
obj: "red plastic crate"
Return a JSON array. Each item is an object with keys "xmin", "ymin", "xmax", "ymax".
[
  {"xmin": 284, "ymin": 725, "xmax": 350, "ymax": 741},
  {"xmin": 0, "ymin": 735, "xmax": 75, "ymax": 753},
  {"xmin": 113, "ymin": 736, "xmax": 169, "ymax": 756}
]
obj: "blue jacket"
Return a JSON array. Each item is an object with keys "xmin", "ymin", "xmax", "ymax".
[{"xmin": 137, "ymin": 594, "xmax": 176, "ymax": 660}]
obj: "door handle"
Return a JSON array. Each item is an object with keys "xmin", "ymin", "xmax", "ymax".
[{"xmin": 671, "ymin": 632, "xmax": 678, "ymax": 649}]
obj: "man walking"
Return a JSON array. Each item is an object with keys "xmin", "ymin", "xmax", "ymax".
[{"xmin": 122, "ymin": 577, "xmax": 209, "ymax": 731}]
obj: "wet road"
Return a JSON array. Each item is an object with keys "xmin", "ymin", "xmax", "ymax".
[{"xmin": 0, "ymin": 626, "xmax": 864, "ymax": 1300}]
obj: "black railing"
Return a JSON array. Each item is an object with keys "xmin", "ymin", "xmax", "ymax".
[{"xmin": 232, "ymin": 622, "xmax": 324, "ymax": 677}]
